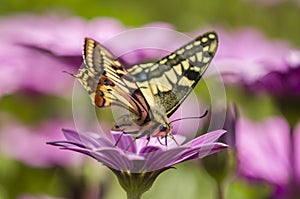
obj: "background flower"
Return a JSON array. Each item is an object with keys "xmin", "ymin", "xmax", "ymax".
[
  {"xmin": 0, "ymin": 14, "xmax": 127, "ymax": 97},
  {"xmin": 0, "ymin": 120, "xmax": 83, "ymax": 167},
  {"xmin": 212, "ymin": 28, "xmax": 300, "ymax": 100},
  {"xmin": 236, "ymin": 116, "xmax": 300, "ymax": 198}
]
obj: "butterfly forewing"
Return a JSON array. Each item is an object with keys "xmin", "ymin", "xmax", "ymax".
[{"xmin": 129, "ymin": 31, "xmax": 218, "ymax": 117}]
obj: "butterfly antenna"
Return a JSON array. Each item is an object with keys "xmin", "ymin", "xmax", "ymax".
[
  {"xmin": 169, "ymin": 133, "xmax": 180, "ymax": 146},
  {"xmin": 62, "ymin": 70, "xmax": 76, "ymax": 78},
  {"xmin": 169, "ymin": 109, "xmax": 208, "ymax": 124},
  {"xmin": 125, "ymin": 137, "xmax": 137, "ymax": 152}
]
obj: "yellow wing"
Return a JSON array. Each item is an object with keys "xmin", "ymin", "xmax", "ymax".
[{"xmin": 128, "ymin": 31, "xmax": 218, "ymax": 117}]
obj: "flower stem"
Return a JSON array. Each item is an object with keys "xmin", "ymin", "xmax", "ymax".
[
  {"xmin": 126, "ymin": 192, "xmax": 142, "ymax": 199},
  {"xmin": 110, "ymin": 168, "xmax": 171, "ymax": 199},
  {"xmin": 217, "ymin": 182, "xmax": 224, "ymax": 199}
]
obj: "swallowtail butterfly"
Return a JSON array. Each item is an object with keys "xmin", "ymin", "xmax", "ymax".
[{"xmin": 74, "ymin": 31, "xmax": 218, "ymax": 140}]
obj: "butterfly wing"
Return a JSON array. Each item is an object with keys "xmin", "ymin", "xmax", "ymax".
[
  {"xmin": 75, "ymin": 38, "xmax": 150, "ymax": 124},
  {"xmin": 75, "ymin": 38, "xmax": 118, "ymax": 107},
  {"xmin": 128, "ymin": 31, "xmax": 218, "ymax": 117}
]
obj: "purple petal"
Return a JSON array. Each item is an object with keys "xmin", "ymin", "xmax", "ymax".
[
  {"xmin": 172, "ymin": 143, "xmax": 228, "ymax": 165},
  {"xmin": 95, "ymin": 148, "xmax": 135, "ymax": 171},
  {"xmin": 185, "ymin": 130, "xmax": 226, "ymax": 147},
  {"xmin": 64, "ymin": 147, "xmax": 131, "ymax": 170},
  {"xmin": 143, "ymin": 147, "xmax": 187, "ymax": 171},
  {"xmin": 139, "ymin": 146, "xmax": 162, "ymax": 154},
  {"xmin": 62, "ymin": 129, "xmax": 83, "ymax": 142},
  {"xmin": 111, "ymin": 132, "xmax": 137, "ymax": 153},
  {"xmin": 47, "ymin": 140, "xmax": 87, "ymax": 149},
  {"xmin": 236, "ymin": 117, "xmax": 291, "ymax": 185},
  {"xmin": 59, "ymin": 147, "xmax": 97, "ymax": 159},
  {"xmin": 197, "ymin": 143, "xmax": 228, "ymax": 158},
  {"xmin": 62, "ymin": 129, "xmax": 113, "ymax": 148}
]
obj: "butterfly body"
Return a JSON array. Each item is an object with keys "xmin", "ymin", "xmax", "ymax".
[{"xmin": 75, "ymin": 32, "xmax": 218, "ymax": 139}]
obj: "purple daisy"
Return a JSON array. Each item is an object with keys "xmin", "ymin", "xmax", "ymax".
[
  {"xmin": 48, "ymin": 129, "xmax": 227, "ymax": 173},
  {"xmin": 48, "ymin": 129, "xmax": 227, "ymax": 198}
]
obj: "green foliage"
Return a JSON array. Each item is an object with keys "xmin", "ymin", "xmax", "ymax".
[
  {"xmin": 0, "ymin": 94, "xmax": 71, "ymax": 125},
  {"xmin": 0, "ymin": 0, "xmax": 299, "ymax": 46},
  {"xmin": 0, "ymin": 155, "xmax": 65, "ymax": 198},
  {"xmin": 227, "ymin": 179, "xmax": 271, "ymax": 199}
]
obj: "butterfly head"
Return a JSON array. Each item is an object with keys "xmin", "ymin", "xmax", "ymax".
[{"xmin": 156, "ymin": 122, "xmax": 172, "ymax": 137}]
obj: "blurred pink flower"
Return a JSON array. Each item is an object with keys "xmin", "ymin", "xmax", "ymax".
[
  {"xmin": 0, "ymin": 120, "xmax": 83, "ymax": 167},
  {"xmin": 0, "ymin": 14, "xmax": 127, "ymax": 97},
  {"xmin": 213, "ymin": 28, "xmax": 300, "ymax": 98},
  {"xmin": 237, "ymin": 116, "xmax": 300, "ymax": 198},
  {"xmin": 215, "ymin": 28, "xmax": 289, "ymax": 83},
  {"xmin": 252, "ymin": 50, "xmax": 300, "ymax": 98},
  {"xmin": 0, "ymin": 14, "xmax": 125, "ymax": 56},
  {"xmin": 0, "ymin": 45, "xmax": 77, "ymax": 97},
  {"xmin": 0, "ymin": 14, "xmax": 179, "ymax": 97}
]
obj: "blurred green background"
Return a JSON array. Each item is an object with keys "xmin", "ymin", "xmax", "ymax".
[
  {"xmin": 1, "ymin": 0, "xmax": 300, "ymax": 47},
  {"xmin": 0, "ymin": 0, "xmax": 299, "ymax": 199}
]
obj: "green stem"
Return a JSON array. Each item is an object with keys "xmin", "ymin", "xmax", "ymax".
[
  {"xmin": 126, "ymin": 192, "xmax": 142, "ymax": 199},
  {"xmin": 110, "ymin": 168, "xmax": 171, "ymax": 199},
  {"xmin": 217, "ymin": 182, "xmax": 224, "ymax": 199}
]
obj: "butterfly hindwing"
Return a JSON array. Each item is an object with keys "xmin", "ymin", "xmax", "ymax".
[{"xmin": 76, "ymin": 38, "xmax": 117, "ymax": 107}]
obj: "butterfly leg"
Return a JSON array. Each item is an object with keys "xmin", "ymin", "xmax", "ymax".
[
  {"xmin": 125, "ymin": 136, "xmax": 137, "ymax": 152},
  {"xmin": 146, "ymin": 135, "xmax": 151, "ymax": 146},
  {"xmin": 114, "ymin": 132, "xmax": 124, "ymax": 147},
  {"xmin": 169, "ymin": 133, "xmax": 180, "ymax": 146},
  {"xmin": 165, "ymin": 136, "xmax": 168, "ymax": 146},
  {"xmin": 156, "ymin": 133, "xmax": 179, "ymax": 146},
  {"xmin": 156, "ymin": 136, "xmax": 166, "ymax": 146}
]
